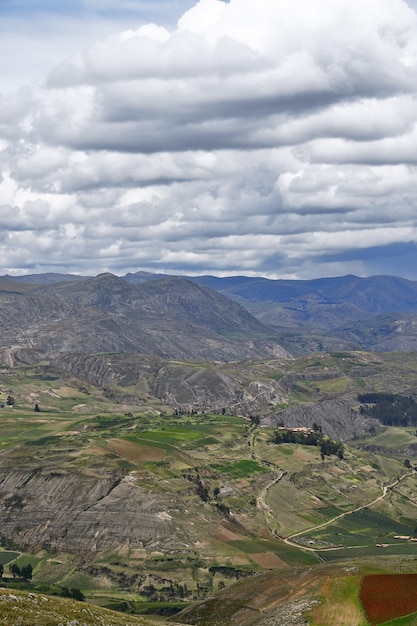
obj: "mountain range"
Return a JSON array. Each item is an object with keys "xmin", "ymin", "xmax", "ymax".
[{"xmin": 3, "ymin": 271, "xmax": 417, "ymax": 355}]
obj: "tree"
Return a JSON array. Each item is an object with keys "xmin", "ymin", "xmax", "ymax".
[
  {"xmin": 21, "ymin": 564, "xmax": 33, "ymax": 581},
  {"xmin": 61, "ymin": 587, "xmax": 85, "ymax": 601},
  {"xmin": 70, "ymin": 588, "xmax": 85, "ymax": 601},
  {"xmin": 9, "ymin": 563, "xmax": 21, "ymax": 578}
]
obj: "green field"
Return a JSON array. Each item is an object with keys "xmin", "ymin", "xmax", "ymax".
[
  {"xmin": 213, "ymin": 459, "xmax": 268, "ymax": 478},
  {"xmin": 359, "ymin": 427, "xmax": 417, "ymax": 449},
  {"xmin": 0, "ymin": 551, "xmax": 20, "ymax": 565}
]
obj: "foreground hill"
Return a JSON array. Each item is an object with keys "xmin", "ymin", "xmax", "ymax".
[
  {"xmin": 0, "ymin": 273, "xmax": 288, "ymax": 362},
  {"xmin": 0, "ymin": 588, "xmax": 171, "ymax": 626}
]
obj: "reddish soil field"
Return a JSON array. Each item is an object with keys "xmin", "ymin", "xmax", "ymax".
[{"xmin": 360, "ymin": 574, "xmax": 417, "ymax": 624}]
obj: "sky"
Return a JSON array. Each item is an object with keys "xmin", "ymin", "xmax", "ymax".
[{"xmin": 2, "ymin": 0, "xmax": 417, "ymax": 280}]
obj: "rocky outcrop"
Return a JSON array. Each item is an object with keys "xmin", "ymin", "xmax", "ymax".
[
  {"xmin": 0, "ymin": 467, "xmax": 183, "ymax": 555},
  {"xmin": 262, "ymin": 400, "xmax": 384, "ymax": 441}
]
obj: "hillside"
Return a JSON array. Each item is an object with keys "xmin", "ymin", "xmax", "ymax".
[
  {"xmin": 0, "ymin": 273, "xmax": 288, "ymax": 362},
  {"xmin": 0, "ymin": 351, "xmax": 417, "ymax": 622},
  {"xmin": 29, "ymin": 348, "xmax": 412, "ymax": 429},
  {"xmin": 0, "ymin": 588, "xmax": 172, "ymax": 626}
]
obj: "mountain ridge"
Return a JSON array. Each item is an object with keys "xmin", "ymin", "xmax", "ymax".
[
  {"xmin": 3, "ymin": 271, "xmax": 417, "ymax": 353},
  {"xmin": 0, "ymin": 273, "xmax": 288, "ymax": 362}
]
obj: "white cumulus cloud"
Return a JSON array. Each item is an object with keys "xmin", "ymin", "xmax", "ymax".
[{"xmin": 1, "ymin": 0, "xmax": 417, "ymax": 278}]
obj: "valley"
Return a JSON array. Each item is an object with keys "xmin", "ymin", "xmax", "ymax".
[
  {"xmin": 1, "ymin": 273, "xmax": 417, "ymax": 623},
  {"xmin": 1, "ymin": 351, "xmax": 417, "ymax": 623}
]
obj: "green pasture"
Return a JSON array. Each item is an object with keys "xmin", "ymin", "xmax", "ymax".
[
  {"xmin": 0, "ymin": 551, "xmax": 20, "ymax": 565},
  {"xmin": 185, "ymin": 413, "xmax": 244, "ymax": 426},
  {"xmin": 229, "ymin": 537, "xmax": 318, "ymax": 566},
  {"xmin": 212, "ymin": 459, "xmax": 267, "ymax": 478},
  {"xmin": 359, "ymin": 427, "xmax": 417, "ymax": 449},
  {"xmin": 319, "ymin": 542, "xmax": 417, "ymax": 561},
  {"xmin": 271, "ymin": 539, "xmax": 320, "ymax": 566},
  {"xmin": 104, "ymin": 600, "xmax": 190, "ymax": 617},
  {"xmin": 382, "ymin": 613, "xmax": 417, "ymax": 625},
  {"xmin": 227, "ymin": 538, "xmax": 280, "ymax": 554},
  {"xmin": 134, "ymin": 428, "xmax": 210, "ymax": 445},
  {"xmin": 13, "ymin": 554, "xmax": 44, "ymax": 573},
  {"xmin": 0, "ymin": 417, "xmax": 74, "ymax": 450},
  {"xmin": 306, "ymin": 509, "xmax": 415, "ymax": 549},
  {"xmin": 309, "ymin": 377, "xmax": 349, "ymax": 394},
  {"xmin": 308, "ymin": 573, "xmax": 367, "ymax": 626}
]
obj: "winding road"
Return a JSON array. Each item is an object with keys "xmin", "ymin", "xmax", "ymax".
[
  {"xmin": 282, "ymin": 470, "xmax": 414, "ymax": 551},
  {"xmin": 250, "ymin": 423, "xmax": 415, "ymax": 553}
]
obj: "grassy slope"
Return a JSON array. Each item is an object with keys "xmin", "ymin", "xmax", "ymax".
[{"xmin": 0, "ymin": 587, "xmax": 174, "ymax": 626}]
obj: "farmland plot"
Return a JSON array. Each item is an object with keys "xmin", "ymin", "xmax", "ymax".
[{"xmin": 360, "ymin": 574, "xmax": 417, "ymax": 625}]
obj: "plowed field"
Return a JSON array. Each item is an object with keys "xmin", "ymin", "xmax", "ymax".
[{"xmin": 360, "ymin": 574, "xmax": 417, "ymax": 624}]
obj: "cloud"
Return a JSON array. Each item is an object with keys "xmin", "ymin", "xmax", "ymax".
[{"xmin": 1, "ymin": 0, "xmax": 417, "ymax": 278}]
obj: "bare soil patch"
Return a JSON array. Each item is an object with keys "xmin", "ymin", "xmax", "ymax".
[
  {"xmin": 250, "ymin": 552, "xmax": 287, "ymax": 569},
  {"xmin": 83, "ymin": 445, "xmax": 108, "ymax": 456},
  {"xmin": 213, "ymin": 525, "xmax": 245, "ymax": 542},
  {"xmin": 107, "ymin": 438, "xmax": 165, "ymax": 463}
]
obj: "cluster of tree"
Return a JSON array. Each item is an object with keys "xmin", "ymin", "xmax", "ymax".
[
  {"xmin": 195, "ymin": 478, "xmax": 209, "ymax": 502},
  {"xmin": 183, "ymin": 470, "xmax": 210, "ymax": 502},
  {"xmin": 319, "ymin": 439, "xmax": 344, "ymax": 460},
  {"xmin": 60, "ymin": 587, "xmax": 85, "ymax": 601},
  {"xmin": 208, "ymin": 565, "xmax": 255, "ymax": 579},
  {"xmin": 215, "ymin": 502, "xmax": 232, "ymax": 520},
  {"xmin": 9, "ymin": 563, "xmax": 33, "ymax": 580},
  {"xmin": 272, "ymin": 430, "xmax": 322, "ymax": 446},
  {"xmin": 272, "ymin": 428, "xmax": 343, "ymax": 460},
  {"xmin": 358, "ymin": 393, "xmax": 417, "ymax": 426},
  {"xmin": 141, "ymin": 581, "xmax": 189, "ymax": 602}
]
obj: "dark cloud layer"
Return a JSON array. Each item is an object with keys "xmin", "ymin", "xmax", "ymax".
[{"xmin": 1, "ymin": 0, "xmax": 417, "ymax": 279}]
